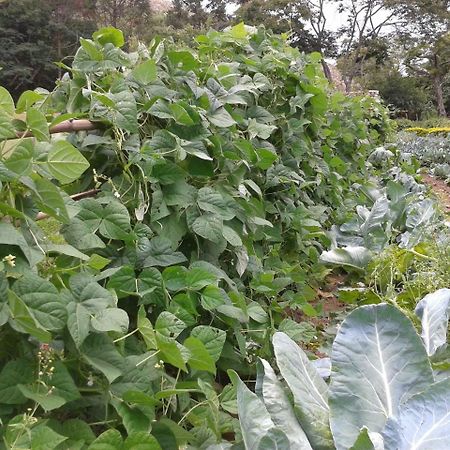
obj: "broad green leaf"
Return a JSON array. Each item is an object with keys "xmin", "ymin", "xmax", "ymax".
[
  {"xmin": 143, "ymin": 236, "xmax": 187, "ymax": 267},
  {"xmin": 320, "ymin": 246, "xmax": 372, "ymax": 271},
  {"xmin": 0, "ymin": 86, "xmax": 14, "ymax": 115},
  {"xmin": 185, "ymin": 267, "xmax": 217, "ymax": 290},
  {"xmin": 99, "ymin": 199, "xmax": 131, "ymax": 240},
  {"xmin": 169, "ymin": 103, "xmax": 195, "ymax": 125},
  {"xmin": 191, "ymin": 326, "xmax": 226, "ymax": 362},
  {"xmin": 197, "ymin": 187, "xmax": 237, "ymax": 220},
  {"xmin": 273, "ymin": 332, "xmax": 333, "ymax": 449},
  {"xmin": 208, "ymin": 107, "xmax": 236, "ymax": 127},
  {"xmin": 229, "ymin": 22, "xmax": 247, "ymax": 39},
  {"xmin": 248, "ymin": 119, "xmax": 276, "ymax": 139},
  {"xmin": 329, "ymin": 304, "xmax": 434, "ymax": 450},
  {"xmin": 200, "ymin": 285, "xmax": 228, "ymax": 311},
  {"xmin": 414, "ymin": 288, "xmax": 450, "ymax": 356},
  {"xmin": 26, "ymin": 107, "xmax": 50, "ymax": 141},
  {"xmin": 32, "ymin": 176, "xmax": 70, "ymax": 223},
  {"xmin": 0, "ymin": 359, "xmax": 34, "ymax": 404},
  {"xmin": 156, "ymin": 333, "xmax": 188, "ymax": 371},
  {"xmin": 4, "ymin": 139, "xmax": 33, "ymax": 175},
  {"xmin": 16, "ymin": 90, "xmax": 44, "ymax": 113},
  {"xmin": 184, "ymin": 336, "xmax": 216, "ymax": 374},
  {"xmin": 12, "ymin": 272, "xmax": 67, "ymax": 330},
  {"xmin": 30, "ymin": 425, "xmax": 67, "ymax": 450},
  {"xmin": 222, "ymin": 225, "xmax": 242, "ymax": 246},
  {"xmin": 138, "ymin": 305, "xmax": 157, "ymax": 349},
  {"xmin": 62, "ymin": 218, "xmax": 105, "ymax": 250},
  {"xmin": 44, "ymin": 243, "xmax": 89, "ymax": 261},
  {"xmin": 382, "ymin": 378, "xmax": 450, "ymax": 450},
  {"xmin": 113, "ymin": 400, "xmax": 151, "ymax": 435},
  {"xmin": 18, "ymin": 384, "xmax": 66, "ymax": 411},
  {"xmin": 256, "ymin": 358, "xmax": 313, "ymax": 449},
  {"xmin": 91, "ymin": 308, "xmax": 129, "ymax": 333},
  {"xmin": 81, "ymin": 334, "xmax": 124, "ymax": 383},
  {"xmin": 50, "ymin": 361, "xmax": 80, "ymax": 402},
  {"xmin": 192, "ymin": 214, "xmax": 224, "ymax": 243},
  {"xmin": 233, "ymin": 371, "xmax": 286, "ymax": 450},
  {"xmin": 93, "ymin": 27, "xmax": 125, "ymax": 47},
  {"xmin": 47, "ymin": 141, "xmax": 90, "ymax": 184},
  {"xmin": 8, "ymin": 291, "xmax": 52, "ymax": 342},
  {"xmin": 168, "ymin": 50, "xmax": 198, "ymax": 70},
  {"xmin": 88, "ymin": 429, "xmax": 123, "ymax": 450},
  {"xmin": 132, "ymin": 59, "xmax": 157, "ymax": 84},
  {"xmin": 155, "ymin": 311, "xmax": 186, "ymax": 338},
  {"xmin": 124, "ymin": 432, "xmax": 162, "ymax": 450},
  {"xmin": 67, "ymin": 302, "xmax": 90, "ymax": 348}
]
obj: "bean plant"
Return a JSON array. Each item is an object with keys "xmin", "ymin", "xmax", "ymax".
[{"xmin": 0, "ymin": 25, "xmax": 391, "ymax": 448}]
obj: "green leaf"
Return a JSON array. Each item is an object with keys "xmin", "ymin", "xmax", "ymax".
[
  {"xmin": 234, "ymin": 371, "xmax": 286, "ymax": 450},
  {"xmin": 208, "ymin": 107, "xmax": 236, "ymax": 127},
  {"xmin": 168, "ymin": 50, "xmax": 198, "ymax": 70},
  {"xmin": 113, "ymin": 401, "xmax": 151, "ymax": 435},
  {"xmin": 12, "ymin": 272, "xmax": 67, "ymax": 330},
  {"xmin": 382, "ymin": 378, "xmax": 450, "ymax": 450},
  {"xmin": 87, "ymin": 253, "xmax": 111, "ymax": 270},
  {"xmin": 30, "ymin": 425, "xmax": 68, "ymax": 450},
  {"xmin": 26, "ymin": 107, "xmax": 50, "ymax": 141},
  {"xmin": 93, "ymin": 27, "xmax": 125, "ymax": 47},
  {"xmin": 138, "ymin": 305, "xmax": 157, "ymax": 349},
  {"xmin": 273, "ymin": 332, "xmax": 333, "ymax": 449},
  {"xmin": 81, "ymin": 334, "xmax": 124, "ymax": 383},
  {"xmin": 414, "ymin": 288, "xmax": 450, "ymax": 356},
  {"xmin": 156, "ymin": 333, "xmax": 188, "ymax": 371},
  {"xmin": 329, "ymin": 304, "xmax": 434, "ymax": 450},
  {"xmin": 200, "ymin": 285, "xmax": 228, "ymax": 311},
  {"xmin": 51, "ymin": 361, "xmax": 80, "ymax": 402},
  {"xmin": 320, "ymin": 246, "xmax": 372, "ymax": 271},
  {"xmin": 197, "ymin": 187, "xmax": 237, "ymax": 220},
  {"xmin": 185, "ymin": 267, "xmax": 217, "ymax": 290},
  {"xmin": 124, "ymin": 433, "xmax": 162, "ymax": 450},
  {"xmin": 18, "ymin": 384, "xmax": 66, "ymax": 411},
  {"xmin": 8, "ymin": 291, "xmax": 52, "ymax": 342},
  {"xmin": 222, "ymin": 225, "xmax": 242, "ymax": 246},
  {"xmin": 132, "ymin": 59, "xmax": 157, "ymax": 84},
  {"xmin": 32, "ymin": 176, "xmax": 70, "ymax": 223},
  {"xmin": 248, "ymin": 119, "xmax": 277, "ymax": 139},
  {"xmin": 229, "ymin": 22, "xmax": 247, "ymax": 39},
  {"xmin": 191, "ymin": 326, "xmax": 226, "ymax": 362},
  {"xmin": 256, "ymin": 358, "xmax": 313, "ymax": 449},
  {"xmin": 192, "ymin": 214, "xmax": 224, "ymax": 243},
  {"xmin": 143, "ymin": 236, "xmax": 187, "ymax": 267},
  {"xmin": 184, "ymin": 336, "xmax": 216, "ymax": 374},
  {"xmin": 0, "ymin": 86, "xmax": 15, "ymax": 115},
  {"xmin": 155, "ymin": 311, "xmax": 186, "ymax": 338},
  {"xmin": 67, "ymin": 302, "xmax": 91, "ymax": 348},
  {"xmin": 88, "ymin": 429, "xmax": 123, "ymax": 450},
  {"xmin": 0, "ymin": 359, "xmax": 34, "ymax": 404},
  {"xmin": 91, "ymin": 308, "xmax": 129, "ymax": 333},
  {"xmin": 4, "ymin": 139, "xmax": 33, "ymax": 175},
  {"xmin": 99, "ymin": 200, "xmax": 131, "ymax": 240},
  {"xmin": 47, "ymin": 141, "xmax": 90, "ymax": 184},
  {"xmin": 350, "ymin": 428, "xmax": 381, "ymax": 450},
  {"xmin": 170, "ymin": 103, "xmax": 195, "ymax": 126}
]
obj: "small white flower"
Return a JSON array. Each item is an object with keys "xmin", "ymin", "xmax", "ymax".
[
  {"xmin": 2, "ymin": 254, "xmax": 15, "ymax": 267},
  {"xmin": 114, "ymin": 191, "xmax": 121, "ymax": 198}
]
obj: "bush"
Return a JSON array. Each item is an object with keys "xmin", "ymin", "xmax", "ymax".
[{"xmin": 0, "ymin": 25, "xmax": 391, "ymax": 446}]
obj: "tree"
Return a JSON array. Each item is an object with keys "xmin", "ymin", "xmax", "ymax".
[
  {"xmin": 93, "ymin": 0, "xmax": 153, "ymax": 38},
  {"xmin": 392, "ymin": 0, "xmax": 450, "ymax": 116},
  {"xmin": 0, "ymin": 0, "xmax": 95, "ymax": 99},
  {"xmin": 337, "ymin": 0, "xmax": 400, "ymax": 92}
]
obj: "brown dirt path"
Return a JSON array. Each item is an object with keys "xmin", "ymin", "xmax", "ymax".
[{"xmin": 421, "ymin": 174, "xmax": 450, "ymax": 214}]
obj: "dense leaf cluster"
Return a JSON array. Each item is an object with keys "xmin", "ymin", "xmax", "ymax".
[{"xmin": 0, "ymin": 25, "xmax": 391, "ymax": 448}]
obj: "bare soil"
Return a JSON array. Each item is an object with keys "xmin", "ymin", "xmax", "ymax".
[{"xmin": 421, "ymin": 173, "xmax": 450, "ymax": 214}]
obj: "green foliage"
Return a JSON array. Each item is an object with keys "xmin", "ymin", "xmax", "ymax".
[
  {"xmin": 0, "ymin": 25, "xmax": 391, "ymax": 445},
  {"xmin": 235, "ymin": 294, "xmax": 450, "ymax": 449}
]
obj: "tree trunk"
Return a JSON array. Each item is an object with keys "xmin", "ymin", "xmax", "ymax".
[
  {"xmin": 433, "ymin": 74, "xmax": 447, "ymax": 117},
  {"xmin": 321, "ymin": 59, "xmax": 333, "ymax": 83}
]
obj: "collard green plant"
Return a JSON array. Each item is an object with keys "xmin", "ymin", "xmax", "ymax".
[
  {"xmin": 0, "ymin": 24, "xmax": 392, "ymax": 447},
  {"xmin": 235, "ymin": 292, "xmax": 450, "ymax": 449}
]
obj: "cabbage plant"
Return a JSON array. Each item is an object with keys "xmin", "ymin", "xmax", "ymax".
[{"xmin": 234, "ymin": 289, "xmax": 450, "ymax": 449}]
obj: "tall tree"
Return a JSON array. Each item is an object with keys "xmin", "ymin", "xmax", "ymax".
[
  {"xmin": 0, "ymin": 0, "xmax": 95, "ymax": 99},
  {"xmin": 337, "ymin": 0, "xmax": 400, "ymax": 92}
]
